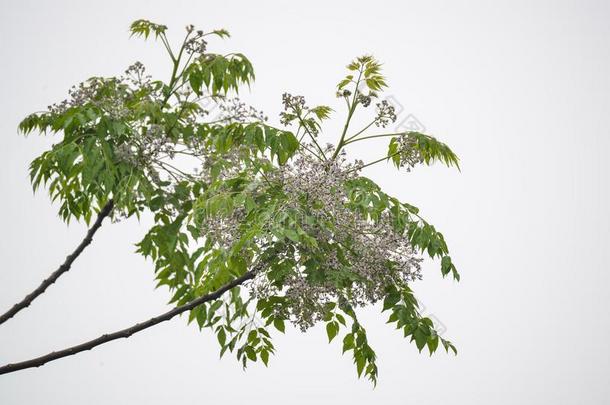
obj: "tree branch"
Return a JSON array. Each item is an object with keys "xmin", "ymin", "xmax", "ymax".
[
  {"xmin": 0, "ymin": 271, "xmax": 255, "ymax": 375},
  {"xmin": 0, "ymin": 200, "xmax": 114, "ymax": 326}
]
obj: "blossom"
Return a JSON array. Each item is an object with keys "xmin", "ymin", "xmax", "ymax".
[
  {"xmin": 396, "ymin": 133, "xmax": 424, "ymax": 171},
  {"xmin": 47, "ymin": 62, "xmax": 160, "ymax": 120},
  {"xmin": 374, "ymin": 99, "xmax": 397, "ymax": 127},
  {"xmin": 218, "ymin": 98, "xmax": 267, "ymax": 123},
  {"xmin": 202, "ymin": 146, "xmax": 424, "ymax": 331}
]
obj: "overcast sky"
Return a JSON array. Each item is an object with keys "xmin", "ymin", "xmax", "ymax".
[{"xmin": 1, "ymin": 0, "xmax": 609, "ymax": 403}]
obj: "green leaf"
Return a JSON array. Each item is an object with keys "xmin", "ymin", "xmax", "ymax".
[
  {"xmin": 310, "ymin": 105, "xmax": 333, "ymax": 120},
  {"xmin": 383, "ymin": 290, "xmax": 401, "ymax": 311},
  {"xmin": 130, "ymin": 19, "xmax": 168, "ymax": 39},
  {"xmin": 442, "ymin": 338, "xmax": 458, "ymax": 355},
  {"xmin": 356, "ymin": 354, "xmax": 366, "ymax": 377},
  {"xmin": 407, "ymin": 132, "xmax": 460, "ymax": 170},
  {"xmin": 196, "ymin": 306, "xmax": 207, "ymax": 328},
  {"xmin": 413, "ymin": 327, "xmax": 428, "ymax": 352},
  {"xmin": 441, "ymin": 255, "xmax": 452, "ymax": 276},
  {"xmin": 342, "ymin": 333, "xmax": 355, "ymax": 353},
  {"xmin": 273, "ymin": 318, "xmax": 285, "ymax": 333},
  {"xmin": 326, "ymin": 322, "xmax": 339, "ymax": 342},
  {"xmin": 283, "ymin": 228, "xmax": 300, "ymax": 242},
  {"xmin": 427, "ymin": 334, "xmax": 439, "ymax": 355},
  {"xmin": 244, "ymin": 346, "xmax": 257, "ymax": 361},
  {"xmin": 211, "ymin": 29, "xmax": 230, "ymax": 38},
  {"xmin": 217, "ymin": 327, "xmax": 226, "ymax": 346},
  {"xmin": 260, "ymin": 349, "xmax": 269, "ymax": 366}
]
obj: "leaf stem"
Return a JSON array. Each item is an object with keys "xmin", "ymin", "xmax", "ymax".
[
  {"xmin": 295, "ymin": 114, "xmax": 326, "ymax": 160},
  {"xmin": 348, "ymin": 150, "xmax": 401, "ymax": 173}
]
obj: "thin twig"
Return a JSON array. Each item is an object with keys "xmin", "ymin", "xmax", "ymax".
[
  {"xmin": 0, "ymin": 271, "xmax": 255, "ymax": 375},
  {"xmin": 343, "ymin": 132, "xmax": 398, "ymax": 146},
  {"xmin": 0, "ymin": 200, "xmax": 114, "ymax": 326}
]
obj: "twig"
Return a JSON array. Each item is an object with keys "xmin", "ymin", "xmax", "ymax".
[
  {"xmin": 0, "ymin": 271, "xmax": 255, "ymax": 375},
  {"xmin": 0, "ymin": 200, "xmax": 114, "ymax": 326}
]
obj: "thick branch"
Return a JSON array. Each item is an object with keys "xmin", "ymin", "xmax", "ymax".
[
  {"xmin": 0, "ymin": 200, "xmax": 114, "ymax": 326},
  {"xmin": 0, "ymin": 271, "xmax": 255, "ymax": 375}
]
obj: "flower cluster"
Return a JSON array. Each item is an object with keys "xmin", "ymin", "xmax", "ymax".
[
  {"xmin": 250, "ymin": 148, "xmax": 422, "ymax": 330},
  {"xmin": 218, "ymin": 98, "xmax": 267, "ymax": 123},
  {"xmin": 48, "ymin": 78, "xmax": 108, "ymax": 115},
  {"xmin": 336, "ymin": 89, "xmax": 352, "ymax": 98},
  {"xmin": 357, "ymin": 93, "xmax": 372, "ymax": 107},
  {"xmin": 200, "ymin": 207, "xmax": 246, "ymax": 247},
  {"xmin": 281, "ymin": 92, "xmax": 306, "ymax": 111},
  {"xmin": 374, "ymin": 99, "xmax": 397, "ymax": 127},
  {"xmin": 396, "ymin": 133, "xmax": 424, "ymax": 171},
  {"xmin": 195, "ymin": 144, "xmax": 424, "ymax": 331},
  {"xmin": 47, "ymin": 62, "xmax": 161, "ymax": 120},
  {"xmin": 279, "ymin": 93, "xmax": 307, "ymax": 126},
  {"xmin": 184, "ymin": 29, "xmax": 208, "ymax": 54},
  {"xmin": 115, "ymin": 124, "xmax": 177, "ymax": 168},
  {"xmin": 122, "ymin": 61, "xmax": 158, "ymax": 95},
  {"xmin": 279, "ymin": 93, "xmax": 324, "ymax": 138}
]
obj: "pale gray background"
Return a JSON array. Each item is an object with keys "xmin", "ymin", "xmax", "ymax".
[{"xmin": 1, "ymin": 0, "xmax": 609, "ymax": 403}]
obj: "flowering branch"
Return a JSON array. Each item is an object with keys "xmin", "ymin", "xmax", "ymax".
[{"xmin": 12, "ymin": 20, "xmax": 461, "ymax": 384}]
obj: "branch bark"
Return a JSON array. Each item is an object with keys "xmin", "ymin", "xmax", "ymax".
[
  {"xmin": 0, "ymin": 200, "xmax": 114, "ymax": 326},
  {"xmin": 0, "ymin": 271, "xmax": 255, "ymax": 375}
]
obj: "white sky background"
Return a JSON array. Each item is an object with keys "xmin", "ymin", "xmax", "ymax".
[{"xmin": 1, "ymin": 0, "xmax": 609, "ymax": 403}]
